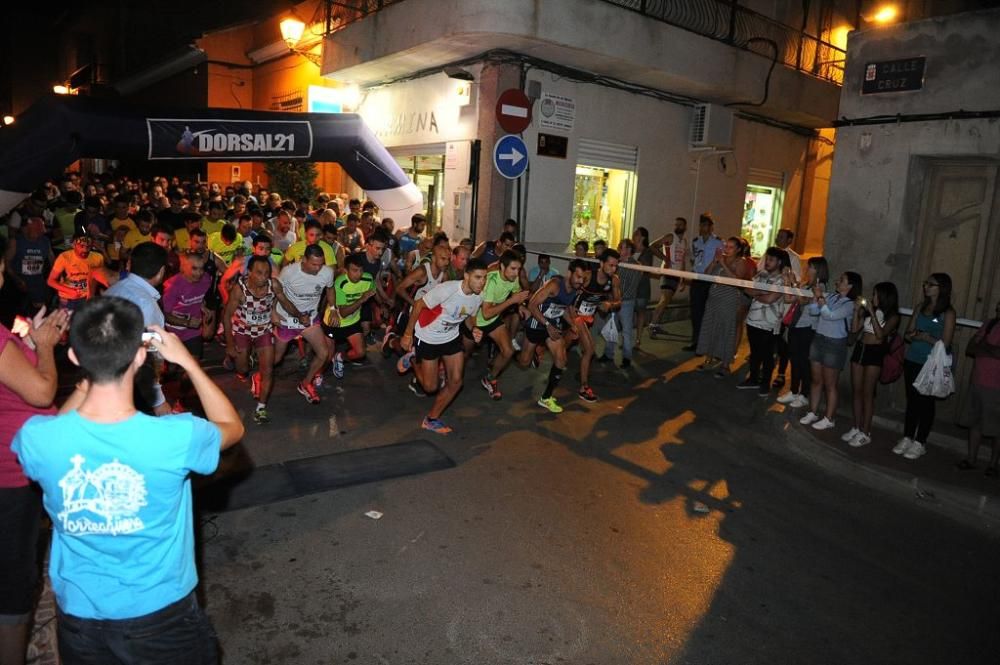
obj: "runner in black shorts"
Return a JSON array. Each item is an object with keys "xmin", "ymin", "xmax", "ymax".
[
  {"xmin": 519, "ymin": 259, "xmax": 589, "ymax": 413},
  {"xmin": 572, "ymin": 250, "xmax": 622, "ymax": 403}
]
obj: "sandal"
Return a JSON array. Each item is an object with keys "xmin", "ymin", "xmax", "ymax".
[
  {"xmin": 986, "ymin": 467, "xmax": 998, "ymax": 478},
  {"xmin": 955, "ymin": 459, "xmax": 976, "ymax": 471}
]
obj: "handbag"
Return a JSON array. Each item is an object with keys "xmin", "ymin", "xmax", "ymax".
[
  {"xmin": 600, "ymin": 313, "xmax": 620, "ymax": 345},
  {"xmin": 879, "ymin": 333, "xmax": 905, "ymax": 384},
  {"xmin": 913, "ymin": 340, "xmax": 955, "ymax": 398},
  {"xmin": 782, "ymin": 301, "xmax": 802, "ymax": 327}
]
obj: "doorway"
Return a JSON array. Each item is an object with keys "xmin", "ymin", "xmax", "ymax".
[
  {"xmin": 911, "ymin": 159, "xmax": 1000, "ymax": 421},
  {"xmin": 569, "ymin": 164, "xmax": 638, "ymax": 253},
  {"xmin": 393, "ymin": 153, "xmax": 445, "ymax": 232}
]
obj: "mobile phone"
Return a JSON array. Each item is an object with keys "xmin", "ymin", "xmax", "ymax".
[
  {"xmin": 12, "ymin": 315, "xmax": 31, "ymax": 338},
  {"xmin": 141, "ymin": 331, "xmax": 163, "ymax": 346}
]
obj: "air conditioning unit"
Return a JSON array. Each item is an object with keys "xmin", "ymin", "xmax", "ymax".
[{"xmin": 690, "ymin": 103, "xmax": 733, "ymax": 148}]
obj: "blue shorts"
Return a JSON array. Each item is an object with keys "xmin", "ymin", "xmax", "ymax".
[{"xmin": 809, "ymin": 333, "xmax": 849, "ymax": 370}]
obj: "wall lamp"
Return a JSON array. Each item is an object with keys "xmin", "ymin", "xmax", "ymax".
[{"xmin": 279, "ymin": 15, "xmax": 323, "ymax": 66}]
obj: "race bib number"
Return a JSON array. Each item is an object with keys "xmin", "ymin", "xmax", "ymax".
[
  {"xmin": 544, "ymin": 304, "xmax": 565, "ymax": 320},
  {"xmin": 578, "ymin": 301, "xmax": 597, "ymax": 316},
  {"xmin": 21, "ymin": 255, "xmax": 44, "ymax": 276},
  {"xmin": 246, "ymin": 309, "xmax": 271, "ymax": 326}
]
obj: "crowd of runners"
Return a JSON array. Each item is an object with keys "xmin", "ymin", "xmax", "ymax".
[{"xmin": 1, "ymin": 174, "xmax": 638, "ymax": 435}]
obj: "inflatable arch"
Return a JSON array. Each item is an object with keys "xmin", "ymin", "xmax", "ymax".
[{"xmin": 0, "ymin": 94, "xmax": 423, "ymax": 220}]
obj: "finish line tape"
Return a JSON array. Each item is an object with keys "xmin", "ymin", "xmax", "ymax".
[{"xmin": 522, "ymin": 248, "xmax": 983, "ymax": 328}]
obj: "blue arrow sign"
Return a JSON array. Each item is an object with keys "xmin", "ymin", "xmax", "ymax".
[{"xmin": 493, "ymin": 134, "xmax": 528, "ymax": 180}]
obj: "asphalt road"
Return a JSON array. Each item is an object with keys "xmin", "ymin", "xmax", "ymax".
[{"xmin": 194, "ymin": 335, "xmax": 1000, "ymax": 665}]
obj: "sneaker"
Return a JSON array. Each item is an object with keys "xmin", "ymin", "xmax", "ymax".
[
  {"xmin": 297, "ymin": 381, "xmax": 321, "ymax": 404},
  {"xmin": 253, "ymin": 407, "xmax": 270, "ymax": 425},
  {"xmin": 348, "ymin": 356, "xmax": 369, "ymax": 367},
  {"xmin": 892, "ymin": 437, "xmax": 914, "ymax": 455},
  {"xmin": 397, "ymin": 350, "xmax": 415, "ymax": 374},
  {"xmin": 511, "ymin": 337, "xmax": 522, "ymax": 352},
  {"xmin": 799, "ymin": 411, "xmax": 820, "ymax": 425},
  {"xmin": 811, "ymin": 417, "xmax": 835, "ymax": 431},
  {"xmin": 408, "ymin": 377, "xmax": 426, "ymax": 397},
  {"xmin": 421, "ymin": 416, "xmax": 452, "ymax": 434},
  {"xmin": 790, "ymin": 395, "xmax": 810, "ymax": 409},
  {"xmin": 713, "ymin": 368, "xmax": 728, "ymax": 379},
  {"xmin": 903, "ymin": 441, "xmax": 927, "ymax": 460},
  {"xmin": 772, "ymin": 375, "xmax": 786, "ymax": 389},
  {"xmin": 849, "ymin": 432, "xmax": 872, "ymax": 448},
  {"xmin": 736, "ymin": 378, "xmax": 759, "ymax": 390},
  {"xmin": 481, "ymin": 376, "xmax": 502, "ymax": 400},
  {"xmin": 620, "ymin": 358, "xmax": 632, "ymax": 369},
  {"xmin": 537, "ymin": 396, "xmax": 563, "ymax": 413},
  {"xmin": 332, "ymin": 352, "xmax": 345, "ymax": 379},
  {"xmin": 841, "ymin": 427, "xmax": 861, "ymax": 443},
  {"xmin": 757, "ymin": 385, "xmax": 770, "ymax": 397},
  {"xmin": 578, "ymin": 385, "xmax": 598, "ymax": 403},
  {"xmin": 381, "ymin": 332, "xmax": 396, "ymax": 358},
  {"xmin": 776, "ymin": 391, "xmax": 798, "ymax": 405},
  {"xmin": 596, "ymin": 355, "xmax": 613, "ymax": 364},
  {"xmin": 250, "ymin": 372, "xmax": 261, "ymax": 400},
  {"xmin": 312, "ymin": 374, "xmax": 324, "ymax": 389}
]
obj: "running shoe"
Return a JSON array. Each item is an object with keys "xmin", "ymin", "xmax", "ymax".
[
  {"xmin": 620, "ymin": 358, "xmax": 632, "ymax": 369},
  {"xmin": 253, "ymin": 407, "xmax": 270, "ymax": 425},
  {"xmin": 537, "ymin": 396, "xmax": 563, "ymax": 413},
  {"xmin": 421, "ymin": 416, "xmax": 452, "ymax": 434},
  {"xmin": 297, "ymin": 381, "xmax": 321, "ymax": 404},
  {"xmin": 250, "ymin": 372, "xmax": 261, "ymax": 400},
  {"xmin": 481, "ymin": 376, "xmax": 502, "ymax": 400},
  {"xmin": 332, "ymin": 352, "xmax": 345, "ymax": 379},
  {"xmin": 397, "ymin": 350, "xmax": 415, "ymax": 374},
  {"xmin": 736, "ymin": 378, "xmax": 760, "ymax": 390},
  {"xmin": 578, "ymin": 385, "xmax": 598, "ymax": 403},
  {"xmin": 408, "ymin": 377, "xmax": 426, "ymax": 397}
]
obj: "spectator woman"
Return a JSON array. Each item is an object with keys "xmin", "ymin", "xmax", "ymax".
[
  {"xmin": 740, "ymin": 247, "xmax": 792, "ymax": 395},
  {"xmin": 843, "ymin": 282, "xmax": 900, "ymax": 447},
  {"xmin": 777, "ymin": 256, "xmax": 829, "ymax": 408},
  {"xmin": 0, "ymin": 238, "xmax": 70, "ymax": 665},
  {"xmin": 957, "ymin": 300, "xmax": 1000, "ymax": 475},
  {"xmin": 896, "ymin": 273, "xmax": 956, "ymax": 460},
  {"xmin": 696, "ymin": 236, "xmax": 752, "ymax": 376},
  {"xmin": 800, "ymin": 271, "xmax": 861, "ymax": 431},
  {"xmin": 631, "ymin": 227, "xmax": 661, "ymax": 349}
]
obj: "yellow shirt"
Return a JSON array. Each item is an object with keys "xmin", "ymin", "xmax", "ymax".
[
  {"xmin": 207, "ymin": 232, "xmax": 244, "ymax": 265},
  {"xmin": 110, "ymin": 217, "xmax": 137, "ymax": 234},
  {"xmin": 283, "ymin": 240, "xmax": 336, "ymax": 267},
  {"xmin": 122, "ymin": 229, "xmax": 152, "ymax": 250},
  {"xmin": 200, "ymin": 218, "xmax": 225, "ymax": 236},
  {"xmin": 52, "ymin": 250, "xmax": 105, "ymax": 300}
]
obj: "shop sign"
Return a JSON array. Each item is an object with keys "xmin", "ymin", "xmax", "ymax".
[
  {"xmin": 861, "ymin": 57, "xmax": 925, "ymax": 94},
  {"xmin": 147, "ymin": 119, "xmax": 313, "ymax": 160},
  {"xmin": 537, "ymin": 133, "xmax": 567, "ymax": 159},
  {"xmin": 538, "ymin": 93, "xmax": 576, "ymax": 132}
]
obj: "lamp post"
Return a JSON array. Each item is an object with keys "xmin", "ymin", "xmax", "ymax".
[{"xmin": 279, "ymin": 15, "xmax": 323, "ymax": 66}]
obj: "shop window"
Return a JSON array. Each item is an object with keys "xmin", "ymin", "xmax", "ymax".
[
  {"xmin": 742, "ymin": 184, "xmax": 784, "ymax": 258},
  {"xmin": 569, "ymin": 165, "xmax": 637, "ymax": 253},
  {"xmin": 394, "ymin": 153, "xmax": 445, "ymax": 232}
]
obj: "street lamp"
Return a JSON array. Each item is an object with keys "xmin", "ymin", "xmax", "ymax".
[
  {"xmin": 53, "ymin": 85, "xmax": 70, "ymax": 95},
  {"xmin": 2, "ymin": 115, "xmax": 13, "ymax": 125},
  {"xmin": 278, "ymin": 15, "xmax": 322, "ymax": 66},
  {"xmin": 871, "ymin": 5, "xmax": 898, "ymax": 24}
]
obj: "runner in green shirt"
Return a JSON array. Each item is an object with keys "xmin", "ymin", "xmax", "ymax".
[
  {"xmin": 322, "ymin": 253, "xmax": 375, "ymax": 379},
  {"xmin": 464, "ymin": 250, "xmax": 530, "ymax": 400}
]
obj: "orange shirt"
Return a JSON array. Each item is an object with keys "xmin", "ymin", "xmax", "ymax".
[{"xmin": 51, "ymin": 250, "xmax": 105, "ymax": 300}]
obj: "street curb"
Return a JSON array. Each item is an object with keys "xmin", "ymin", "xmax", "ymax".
[{"xmin": 773, "ymin": 418, "xmax": 1000, "ymax": 534}]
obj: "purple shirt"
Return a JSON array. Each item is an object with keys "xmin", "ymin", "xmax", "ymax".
[{"xmin": 162, "ymin": 273, "xmax": 211, "ymax": 341}]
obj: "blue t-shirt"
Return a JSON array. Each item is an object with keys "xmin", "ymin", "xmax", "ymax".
[
  {"xmin": 528, "ymin": 266, "xmax": 558, "ymax": 283},
  {"xmin": 12, "ymin": 410, "xmax": 221, "ymax": 620}
]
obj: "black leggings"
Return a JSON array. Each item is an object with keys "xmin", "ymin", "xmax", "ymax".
[
  {"xmin": 904, "ymin": 359, "xmax": 936, "ymax": 442},
  {"xmin": 788, "ymin": 326, "xmax": 814, "ymax": 395},
  {"xmin": 746, "ymin": 324, "xmax": 779, "ymax": 386}
]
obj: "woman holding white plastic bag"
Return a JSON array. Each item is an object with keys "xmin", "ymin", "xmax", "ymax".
[{"xmin": 897, "ymin": 273, "xmax": 956, "ymax": 460}]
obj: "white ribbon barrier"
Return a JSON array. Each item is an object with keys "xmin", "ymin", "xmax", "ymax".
[{"xmin": 523, "ymin": 248, "xmax": 984, "ymax": 329}]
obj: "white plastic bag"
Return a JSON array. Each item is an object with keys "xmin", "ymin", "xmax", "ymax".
[
  {"xmin": 600, "ymin": 313, "xmax": 620, "ymax": 345},
  {"xmin": 913, "ymin": 340, "xmax": 955, "ymax": 398}
]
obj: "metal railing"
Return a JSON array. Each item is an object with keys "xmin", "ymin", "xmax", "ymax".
[
  {"xmin": 601, "ymin": 0, "xmax": 845, "ymax": 84},
  {"xmin": 321, "ymin": 0, "xmax": 845, "ymax": 85}
]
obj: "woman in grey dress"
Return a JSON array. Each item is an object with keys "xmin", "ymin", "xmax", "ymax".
[{"xmin": 696, "ymin": 237, "xmax": 752, "ymax": 375}]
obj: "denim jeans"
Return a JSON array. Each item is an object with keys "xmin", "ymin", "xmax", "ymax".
[
  {"xmin": 57, "ymin": 592, "xmax": 218, "ymax": 665},
  {"xmin": 604, "ymin": 299, "xmax": 636, "ymax": 360}
]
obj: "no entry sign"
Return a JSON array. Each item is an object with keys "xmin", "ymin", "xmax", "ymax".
[{"xmin": 495, "ymin": 89, "xmax": 532, "ymax": 134}]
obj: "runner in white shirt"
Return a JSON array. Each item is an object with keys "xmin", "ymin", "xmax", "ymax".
[
  {"xmin": 274, "ymin": 245, "xmax": 335, "ymax": 404},
  {"xmin": 400, "ymin": 258, "xmax": 489, "ymax": 434}
]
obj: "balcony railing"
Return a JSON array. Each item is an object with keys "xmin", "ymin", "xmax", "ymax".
[
  {"xmin": 322, "ymin": 0, "xmax": 845, "ymax": 85},
  {"xmin": 598, "ymin": 0, "xmax": 845, "ymax": 84}
]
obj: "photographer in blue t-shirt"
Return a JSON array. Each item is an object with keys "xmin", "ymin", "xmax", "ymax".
[{"xmin": 12, "ymin": 297, "xmax": 244, "ymax": 665}]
